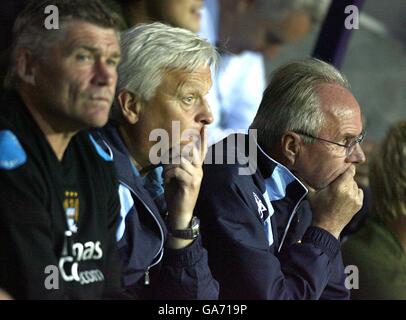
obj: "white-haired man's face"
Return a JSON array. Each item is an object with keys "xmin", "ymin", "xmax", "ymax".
[{"xmin": 118, "ymin": 65, "xmax": 213, "ymax": 168}]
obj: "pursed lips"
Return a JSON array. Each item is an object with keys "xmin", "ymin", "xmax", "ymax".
[
  {"xmin": 89, "ymin": 96, "xmax": 112, "ymax": 107},
  {"xmin": 85, "ymin": 97, "xmax": 112, "ymax": 115}
]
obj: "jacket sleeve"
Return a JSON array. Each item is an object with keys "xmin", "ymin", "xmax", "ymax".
[
  {"xmin": 281, "ymin": 201, "xmax": 350, "ymax": 300},
  {"xmin": 319, "ymin": 250, "xmax": 350, "ymax": 300},
  {"xmin": 152, "ymin": 236, "xmax": 219, "ymax": 300},
  {"xmin": 0, "ymin": 164, "xmax": 67, "ymax": 299},
  {"xmin": 195, "ymin": 175, "xmax": 342, "ymax": 300}
]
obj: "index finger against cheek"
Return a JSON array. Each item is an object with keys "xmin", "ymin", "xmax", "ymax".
[
  {"xmin": 179, "ymin": 143, "xmax": 199, "ymax": 165},
  {"xmin": 193, "ymin": 146, "xmax": 201, "ymax": 165},
  {"xmin": 348, "ymin": 164, "xmax": 356, "ymax": 177},
  {"xmin": 358, "ymin": 187, "xmax": 364, "ymax": 202},
  {"xmin": 341, "ymin": 165, "xmax": 356, "ymax": 181},
  {"xmin": 200, "ymin": 126, "xmax": 208, "ymax": 161},
  {"xmin": 186, "ymin": 131, "xmax": 204, "ymax": 166}
]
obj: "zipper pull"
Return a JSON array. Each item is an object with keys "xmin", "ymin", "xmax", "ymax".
[{"xmin": 144, "ymin": 268, "xmax": 150, "ymax": 286}]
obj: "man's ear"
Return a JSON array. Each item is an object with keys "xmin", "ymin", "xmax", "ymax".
[
  {"xmin": 16, "ymin": 49, "xmax": 36, "ymax": 85},
  {"xmin": 117, "ymin": 90, "xmax": 142, "ymax": 125},
  {"xmin": 281, "ymin": 131, "xmax": 302, "ymax": 166}
]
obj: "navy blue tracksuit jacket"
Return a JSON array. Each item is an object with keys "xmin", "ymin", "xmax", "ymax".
[
  {"xmin": 93, "ymin": 124, "xmax": 219, "ymax": 299},
  {"xmin": 195, "ymin": 133, "xmax": 349, "ymax": 299}
]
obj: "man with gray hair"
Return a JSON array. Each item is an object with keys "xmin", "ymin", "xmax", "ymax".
[
  {"xmin": 195, "ymin": 58, "xmax": 366, "ymax": 299},
  {"xmin": 93, "ymin": 22, "xmax": 219, "ymax": 299},
  {"xmin": 0, "ymin": 0, "xmax": 124, "ymax": 299}
]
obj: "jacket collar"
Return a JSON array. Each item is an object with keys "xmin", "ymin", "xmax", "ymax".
[
  {"xmin": 252, "ymin": 133, "xmax": 308, "ymax": 204},
  {"xmin": 92, "ymin": 123, "xmax": 163, "ymax": 217},
  {"xmin": 252, "ymin": 134, "xmax": 309, "ymax": 251}
]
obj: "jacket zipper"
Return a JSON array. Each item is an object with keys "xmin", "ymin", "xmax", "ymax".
[
  {"xmin": 98, "ymin": 135, "xmax": 166, "ymax": 286},
  {"xmin": 144, "ymin": 267, "xmax": 150, "ymax": 285},
  {"xmin": 255, "ymin": 138, "xmax": 309, "ymax": 253},
  {"xmin": 120, "ymin": 181, "xmax": 165, "ymax": 286},
  {"xmin": 277, "ymin": 191, "xmax": 308, "ymax": 253}
]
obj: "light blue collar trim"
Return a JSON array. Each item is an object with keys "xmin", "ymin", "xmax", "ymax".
[
  {"xmin": 255, "ymin": 139, "xmax": 308, "ymax": 201},
  {"xmin": 89, "ymin": 133, "xmax": 113, "ymax": 162},
  {"xmin": 141, "ymin": 166, "xmax": 164, "ymax": 200}
]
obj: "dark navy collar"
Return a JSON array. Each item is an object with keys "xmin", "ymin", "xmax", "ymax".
[{"xmin": 92, "ymin": 123, "xmax": 163, "ymax": 217}]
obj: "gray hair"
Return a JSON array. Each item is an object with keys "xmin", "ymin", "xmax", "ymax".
[
  {"xmin": 251, "ymin": 58, "xmax": 349, "ymax": 150},
  {"xmin": 5, "ymin": 0, "xmax": 120, "ymax": 89},
  {"xmin": 112, "ymin": 22, "xmax": 218, "ymax": 121}
]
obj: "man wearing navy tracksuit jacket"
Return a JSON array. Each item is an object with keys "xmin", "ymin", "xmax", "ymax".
[
  {"xmin": 195, "ymin": 59, "xmax": 366, "ymax": 299},
  {"xmin": 93, "ymin": 124, "xmax": 218, "ymax": 299},
  {"xmin": 91, "ymin": 23, "xmax": 220, "ymax": 299}
]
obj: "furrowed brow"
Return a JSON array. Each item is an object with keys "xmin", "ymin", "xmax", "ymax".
[{"xmin": 69, "ymin": 45, "xmax": 120, "ymax": 60}]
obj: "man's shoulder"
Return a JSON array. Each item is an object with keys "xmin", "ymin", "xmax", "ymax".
[
  {"xmin": 0, "ymin": 91, "xmax": 20, "ymax": 127},
  {"xmin": 73, "ymin": 131, "xmax": 116, "ymax": 182},
  {"xmin": 0, "ymin": 94, "xmax": 34, "ymax": 171},
  {"xmin": 203, "ymin": 133, "xmax": 260, "ymax": 182},
  {"xmin": 0, "ymin": 91, "xmax": 38, "ymax": 144},
  {"xmin": 0, "ymin": 129, "xmax": 27, "ymax": 171}
]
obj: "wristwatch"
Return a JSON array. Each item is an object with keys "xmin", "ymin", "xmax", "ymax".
[{"xmin": 168, "ymin": 216, "xmax": 200, "ymax": 239}]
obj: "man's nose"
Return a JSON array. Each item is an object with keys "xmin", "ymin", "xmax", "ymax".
[
  {"xmin": 347, "ymin": 143, "xmax": 366, "ymax": 164},
  {"xmin": 92, "ymin": 60, "xmax": 116, "ymax": 86},
  {"xmin": 196, "ymin": 98, "xmax": 213, "ymax": 125}
]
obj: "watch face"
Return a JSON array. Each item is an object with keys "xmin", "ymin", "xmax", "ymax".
[
  {"xmin": 191, "ymin": 216, "xmax": 200, "ymax": 228},
  {"xmin": 169, "ymin": 217, "xmax": 200, "ymax": 239},
  {"xmin": 191, "ymin": 217, "xmax": 200, "ymax": 236}
]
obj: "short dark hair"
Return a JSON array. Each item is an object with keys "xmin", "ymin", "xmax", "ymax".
[
  {"xmin": 5, "ymin": 0, "xmax": 120, "ymax": 89},
  {"xmin": 15, "ymin": 0, "xmax": 120, "ymax": 32}
]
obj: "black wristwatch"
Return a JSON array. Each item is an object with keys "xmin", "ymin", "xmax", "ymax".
[{"xmin": 168, "ymin": 216, "xmax": 200, "ymax": 239}]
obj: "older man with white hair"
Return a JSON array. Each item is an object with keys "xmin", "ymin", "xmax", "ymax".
[{"xmin": 93, "ymin": 22, "xmax": 219, "ymax": 299}]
